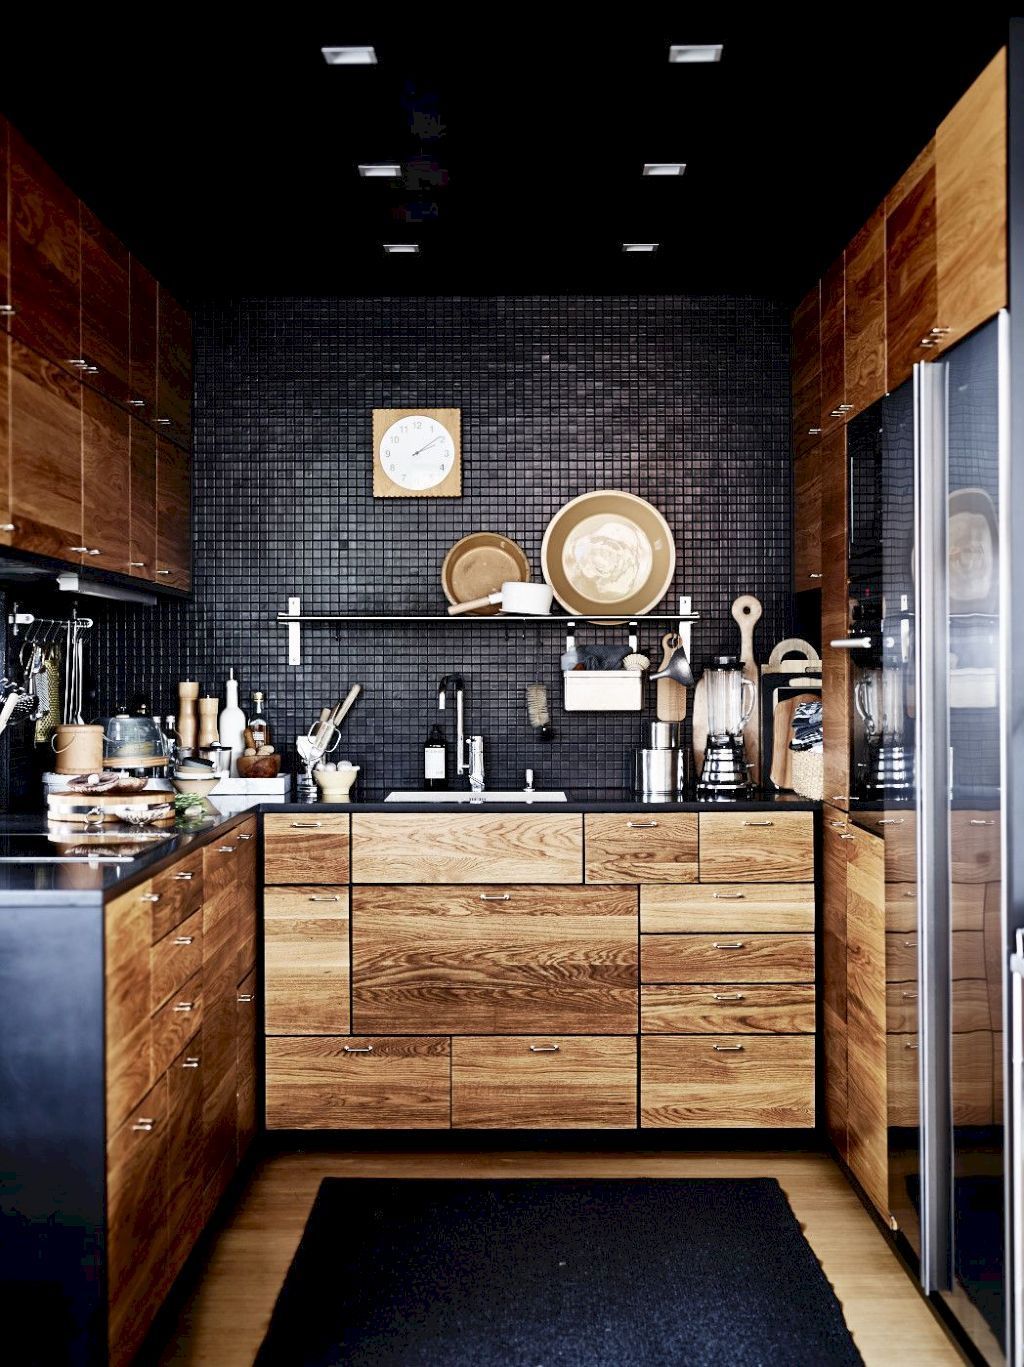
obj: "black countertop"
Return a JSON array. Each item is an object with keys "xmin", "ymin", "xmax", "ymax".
[{"xmin": 0, "ymin": 792, "xmax": 819, "ymax": 905}]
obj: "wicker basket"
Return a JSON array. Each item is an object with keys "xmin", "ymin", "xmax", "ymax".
[{"xmin": 789, "ymin": 748, "xmax": 823, "ymax": 801}]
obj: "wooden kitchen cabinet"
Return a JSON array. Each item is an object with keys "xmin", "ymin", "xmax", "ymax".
[
  {"xmin": 844, "ymin": 206, "xmax": 886, "ymax": 418},
  {"xmin": 584, "ymin": 812, "xmax": 697, "ymax": 884},
  {"xmin": 641, "ymin": 933, "xmax": 815, "ymax": 985},
  {"xmin": 82, "ymin": 386, "xmax": 130, "ymax": 573},
  {"xmin": 80, "ymin": 205, "xmax": 130, "ymax": 405},
  {"xmin": 155, "ymin": 435, "xmax": 192, "ymax": 589},
  {"xmin": 640, "ymin": 883, "xmax": 814, "ymax": 934},
  {"xmin": 793, "ymin": 444, "xmax": 822, "ymax": 591},
  {"xmin": 9, "ymin": 339, "xmax": 82, "ymax": 560},
  {"xmin": 821, "ymin": 426, "xmax": 850, "ymax": 810},
  {"xmin": 886, "ymin": 143, "xmax": 938, "ymax": 389},
  {"xmin": 264, "ymin": 813, "xmax": 350, "ymax": 884},
  {"xmin": 791, "ymin": 284, "xmax": 821, "ymax": 458},
  {"xmin": 129, "ymin": 418, "xmax": 157, "ymax": 579},
  {"xmin": 641, "ymin": 1035, "xmax": 815, "ymax": 1128},
  {"xmin": 698, "ymin": 811, "xmax": 813, "ymax": 882},
  {"xmin": 165, "ymin": 1034, "xmax": 205, "ymax": 1292},
  {"xmin": 265, "ymin": 888, "xmax": 350, "ymax": 1035},
  {"xmin": 129, "ymin": 256, "xmax": 158, "ymax": 413},
  {"xmin": 8, "ymin": 128, "xmax": 81, "ymax": 371},
  {"xmin": 236, "ymin": 971, "xmax": 258, "ymax": 1161},
  {"xmin": 266, "ymin": 1036, "xmax": 451, "ymax": 1129},
  {"xmin": 819, "ymin": 255, "xmax": 846, "ymax": 432},
  {"xmin": 0, "ymin": 331, "xmax": 12, "ymax": 545},
  {"xmin": 845, "ymin": 827, "xmax": 888, "ymax": 1218},
  {"xmin": 641, "ymin": 984, "xmax": 816, "ymax": 1035},
  {"xmin": 823, "ymin": 816, "xmax": 850, "ymax": 1159},
  {"xmin": 157, "ymin": 286, "xmax": 192, "ymax": 443},
  {"xmin": 352, "ymin": 812, "xmax": 582, "ymax": 884},
  {"xmin": 0, "ymin": 118, "xmax": 9, "ymax": 324}
]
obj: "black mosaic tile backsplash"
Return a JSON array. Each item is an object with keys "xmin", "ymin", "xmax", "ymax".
[{"xmin": 8, "ymin": 295, "xmax": 792, "ymax": 803}]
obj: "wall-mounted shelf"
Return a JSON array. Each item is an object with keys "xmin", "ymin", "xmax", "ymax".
[{"xmin": 278, "ymin": 597, "xmax": 699, "ymax": 665}]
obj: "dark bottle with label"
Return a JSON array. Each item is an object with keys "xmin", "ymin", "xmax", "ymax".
[{"xmin": 424, "ymin": 724, "xmax": 447, "ymax": 789}]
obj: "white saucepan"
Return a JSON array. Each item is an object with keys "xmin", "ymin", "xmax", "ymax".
[{"xmin": 447, "ymin": 581, "xmax": 554, "ymax": 616}]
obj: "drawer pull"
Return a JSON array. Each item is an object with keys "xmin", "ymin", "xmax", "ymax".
[
  {"xmin": 529, "ymin": 1043, "xmax": 560, "ymax": 1053},
  {"xmin": 480, "ymin": 893, "xmax": 511, "ymax": 902},
  {"xmin": 877, "ymin": 818, "xmax": 904, "ymax": 826},
  {"xmin": 237, "ymin": 993, "xmax": 254, "ymax": 1003},
  {"xmin": 901, "ymin": 990, "xmax": 917, "ymax": 1000},
  {"xmin": 182, "ymin": 1056, "xmax": 200, "ymax": 1068},
  {"xmin": 712, "ymin": 992, "xmax": 746, "ymax": 1001},
  {"xmin": 291, "ymin": 821, "xmax": 323, "ymax": 829},
  {"xmin": 173, "ymin": 935, "xmax": 195, "ymax": 945},
  {"xmin": 712, "ymin": 1043, "xmax": 745, "ymax": 1052},
  {"xmin": 343, "ymin": 1044, "xmax": 374, "ymax": 1054},
  {"xmin": 627, "ymin": 820, "xmax": 658, "ymax": 828},
  {"xmin": 829, "ymin": 819, "xmax": 847, "ymax": 829},
  {"xmin": 217, "ymin": 846, "xmax": 236, "ymax": 854},
  {"xmin": 131, "ymin": 1118, "xmax": 156, "ymax": 1132},
  {"xmin": 140, "ymin": 892, "xmax": 162, "ymax": 903},
  {"xmin": 743, "ymin": 820, "xmax": 773, "ymax": 828},
  {"xmin": 173, "ymin": 1000, "xmax": 196, "ymax": 1012},
  {"xmin": 969, "ymin": 819, "xmax": 995, "ymax": 827},
  {"xmin": 903, "ymin": 940, "xmax": 916, "ymax": 948},
  {"xmin": 905, "ymin": 1042, "xmax": 919, "ymax": 1050},
  {"xmin": 712, "ymin": 892, "xmax": 745, "ymax": 900},
  {"xmin": 172, "ymin": 872, "xmax": 195, "ymax": 881},
  {"xmin": 309, "ymin": 895, "xmax": 341, "ymax": 903},
  {"xmin": 237, "ymin": 832, "xmax": 254, "ymax": 840},
  {"xmin": 713, "ymin": 941, "xmax": 746, "ymax": 950},
  {"xmin": 903, "ymin": 890, "xmax": 916, "ymax": 898},
  {"xmin": 839, "ymin": 833, "xmax": 857, "ymax": 841}
]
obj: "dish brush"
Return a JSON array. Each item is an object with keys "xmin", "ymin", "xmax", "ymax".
[
  {"xmin": 526, "ymin": 682, "xmax": 554, "ymax": 742},
  {"xmin": 622, "ymin": 650, "xmax": 651, "ymax": 672}
]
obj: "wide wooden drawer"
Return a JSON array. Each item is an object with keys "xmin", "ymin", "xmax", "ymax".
[
  {"xmin": 149, "ymin": 851, "xmax": 203, "ymax": 942},
  {"xmin": 641, "ymin": 984, "xmax": 816, "ymax": 1034},
  {"xmin": 885, "ymin": 882, "xmax": 986, "ymax": 934},
  {"xmin": 265, "ymin": 1036, "xmax": 451, "ymax": 1129},
  {"xmin": 351, "ymin": 813, "xmax": 582, "ymax": 884},
  {"xmin": 584, "ymin": 813, "xmax": 697, "ymax": 884},
  {"xmin": 151, "ymin": 969, "xmax": 202, "ymax": 1076},
  {"xmin": 451, "ymin": 1036, "xmax": 636, "ymax": 1129},
  {"xmin": 641, "ymin": 1035, "xmax": 815, "ymax": 1128},
  {"xmin": 886, "ymin": 929, "xmax": 985, "ymax": 983},
  {"xmin": 641, "ymin": 933, "xmax": 815, "ymax": 984},
  {"xmin": 640, "ymin": 883, "xmax": 814, "ymax": 933},
  {"xmin": 265, "ymin": 887, "xmax": 350, "ymax": 1035},
  {"xmin": 885, "ymin": 978, "xmax": 991, "ymax": 1035},
  {"xmin": 698, "ymin": 812, "xmax": 814, "ymax": 882},
  {"xmin": 351, "ymin": 884, "xmax": 637, "ymax": 1035},
  {"xmin": 150, "ymin": 907, "xmax": 202, "ymax": 1011},
  {"xmin": 264, "ymin": 813, "xmax": 350, "ymax": 885}
]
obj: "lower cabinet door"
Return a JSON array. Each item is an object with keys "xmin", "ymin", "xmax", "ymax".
[
  {"xmin": 165, "ymin": 1033, "xmax": 204, "ymax": 1290},
  {"xmin": 265, "ymin": 1037, "xmax": 451, "ymax": 1129},
  {"xmin": 641, "ymin": 1035, "xmax": 815, "ymax": 1128},
  {"xmin": 236, "ymin": 970, "xmax": 258, "ymax": 1161},
  {"xmin": 452, "ymin": 1036, "xmax": 637, "ymax": 1128}
]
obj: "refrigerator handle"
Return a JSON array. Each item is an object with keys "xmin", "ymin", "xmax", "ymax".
[
  {"xmin": 1013, "ymin": 932, "xmax": 1024, "ymax": 1367},
  {"xmin": 914, "ymin": 357, "xmax": 954, "ymax": 1295}
]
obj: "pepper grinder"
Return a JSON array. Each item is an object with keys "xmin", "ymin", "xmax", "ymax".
[
  {"xmin": 177, "ymin": 680, "xmax": 200, "ymax": 754},
  {"xmin": 197, "ymin": 695, "xmax": 219, "ymax": 749}
]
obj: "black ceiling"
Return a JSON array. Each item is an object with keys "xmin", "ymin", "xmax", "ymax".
[{"xmin": 1, "ymin": 13, "xmax": 1015, "ymax": 304}]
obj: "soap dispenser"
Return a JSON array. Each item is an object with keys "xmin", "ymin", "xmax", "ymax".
[
  {"xmin": 424, "ymin": 724, "xmax": 447, "ymax": 790},
  {"xmin": 218, "ymin": 668, "xmax": 247, "ymax": 776}
]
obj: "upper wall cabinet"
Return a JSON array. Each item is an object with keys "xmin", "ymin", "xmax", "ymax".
[
  {"xmin": 885, "ymin": 142, "xmax": 937, "ymax": 390},
  {"xmin": 156, "ymin": 288, "xmax": 192, "ymax": 444},
  {"xmin": 0, "ymin": 120, "xmax": 9, "ymax": 330},
  {"xmin": 819, "ymin": 257, "xmax": 846, "ymax": 433},
  {"xmin": 935, "ymin": 49, "xmax": 1007, "ymax": 352},
  {"xmin": 791, "ymin": 286, "xmax": 821, "ymax": 458},
  {"xmin": 129, "ymin": 258, "xmax": 158, "ymax": 415},
  {"xmin": 9, "ymin": 340, "xmax": 83, "ymax": 560},
  {"xmin": 81, "ymin": 207, "xmax": 130, "ymax": 406},
  {"xmin": 843, "ymin": 206, "xmax": 886, "ymax": 418}
]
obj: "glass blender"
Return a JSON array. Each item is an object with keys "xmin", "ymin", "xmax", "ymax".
[{"xmin": 696, "ymin": 656, "xmax": 756, "ymax": 797}]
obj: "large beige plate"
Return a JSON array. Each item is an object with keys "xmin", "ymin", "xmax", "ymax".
[
  {"xmin": 441, "ymin": 533, "xmax": 530, "ymax": 615},
  {"xmin": 541, "ymin": 491, "xmax": 676, "ymax": 616}
]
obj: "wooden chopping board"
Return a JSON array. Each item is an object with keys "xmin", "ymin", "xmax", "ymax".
[
  {"xmin": 732, "ymin": 594, "xmax": 762, "ymax": 785},
  {"xmin": 770, "ymin": 692, "xmax": 818, "ymax": 791},
  {"xmin": 655, "ymin": 633, "xmax": 687, "ymax": 722}
]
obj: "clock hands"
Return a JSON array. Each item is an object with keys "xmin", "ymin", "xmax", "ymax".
[{"xmin": 408, "ymin": 434, "xmax": 445, "ymax": 458}]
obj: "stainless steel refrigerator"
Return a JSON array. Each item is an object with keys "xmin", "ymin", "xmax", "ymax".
[{"xmin": 844, "ymin": 313, "xmax": 1012, "ymax": 1364}]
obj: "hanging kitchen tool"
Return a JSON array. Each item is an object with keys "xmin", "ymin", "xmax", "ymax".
[
  {"xmin": 732, "ymin": 594, "xmax": 762, "ymax": 785},
  {"xmin": 654, "ymin": 634, "xmax": 687, "ymax": 722}
]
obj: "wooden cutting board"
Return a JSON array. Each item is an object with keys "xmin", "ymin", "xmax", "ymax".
[
  {"xmin": 691, "ymin": 675, "xmax": 708, "ymax": 773},
  {"xmin": 770, "ymin": 692, "xmax": 818, "ymax": 791},
  {"xmin": 732, "ymin": 595, "xmax": 762, "ymax": 785},
  {"xmin": 655, "ymin": 633, "xmax": 687, "ymax": 722}
]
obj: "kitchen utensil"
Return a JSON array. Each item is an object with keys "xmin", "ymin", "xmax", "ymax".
[
  {"xmin": 330, "ymin": 685, "xmax": 362, "ymax": 731},
  {"xmin": 654, "ymin": 634, "xmax": 687, "ymax": 723},
  {"xmin": 732, "ymin": 594, "xmax": 762, "ymax": 785},
  {"xmin": 770, "ymin": 692, "xmax": 818, "ymax": 790},
  {"xmin": 441, "ymin": 533, "xmax": 530, "ymax": 616},
  {"xmin": 651, "ymin": 632, "xmax": 695, "ymax": 688},
  {"xmin": 52, "ymin": 723, "xmax": 105, "ymax": 775},
  {"xmin": 197, "ymin": 697, "xmax": 220, "ymax": 748},
  {"xmin": 103, "ymin": 713, "xmax": 168, "ymax": 766},
  {"xmin": 525, "ymin": 683, "xmax": 554, "ymax": 741},
  {"xmin": 447, "ymin": 581, "xmax": 553, "ymax": 616},
  {"xmin": 199, "ymin": 743, "xmax": 233, "ymax": 773},
  {"xmin": 541, "ymin": 491, "xmax": 676, "ymax": 617},
  {"xmin": 695, "ymin": 656, "xmax": 756, "ymax": 797},
  {"xmin": 634, "ymin": 719, "xmax": 688, "ymax": 798}
]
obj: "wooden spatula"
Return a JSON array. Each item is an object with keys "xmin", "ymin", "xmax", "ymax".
[
  {"xmin": 655, "ymin": 633, "xmax": 687, "ymax": 722},
  {"xmin": 732, "ymin": 594, "xmax": 762, "ymax": 785}
]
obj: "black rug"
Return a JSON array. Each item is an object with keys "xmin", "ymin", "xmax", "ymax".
[{"xmin": 256, "ymin": 1178, "xmax": 864, "ymax": 1366}]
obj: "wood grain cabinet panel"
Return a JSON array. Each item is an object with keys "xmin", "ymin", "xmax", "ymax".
[
  {"xmin": 151, "ymin": 969, "xmax": 202, "ymax": 1077},
  {"xmin": 80, "ymin": 205, "xmax": 130, "ymax": 404},
  {"xmin": 265, "ymin": 887, "xmax": 350, "ymax": 1035},
  {"xmin": 584, "ymin": 812, "xmax": 697, "ymax": 884},
  {"xmin": 265, "ymin": 1036, "xmax": 451, "ymax": 1129},
  {"xmin": 264, "ymin": 813, "xmax": 350, "ymax": 884},
  {"xmin": 821, "ymin": 427, "xmax": 850, "ymax": 810},
  {"xmin": 352, "ymin": 812, "xmax": 582, "ymax": 884},
  {"xmin": 9, "ymin": 339, "xmax": 82, "ymax": 559},
  {"xmin": 844, "ymin": 206, "xmax": 886, "ymax": 418},
  {"xmin": 129, "ymin": 256, "xmax": 158, "ymax": 412},
  {"xmin": 886, "ymin": 977, "xmax": 992, "ymax": 1036},
  {"xmin": 888, "ymin": 1030, "xmax": 994, "ymax": 1128},
  {"xmin": 352, "ymin": 884, "xmax": 637, "ymax": 1035},
  {"xmin": 9, "ymin": 128, "xmax": 81, "ymax": 369},
  {"xmin": 886, "ymin": 143, "xmax": 938, "ymax": 389},
  {"xmin": 819, "ymin": 255, "xmax": 845, "ymax": 432},
  {"xmin": 155, "ymin": 435, "xmax": 191, "ymax": 589},
  {"xmin": 791, "ymin": 284, "xmax": 821, "ymax": 457},
  {"xmin": 0, "ymin": 117, "xmax": 9, "ymax": 322},
  {"xmin": 149, "ymin": 850, "xmax": 203, "ymax": 941},
  {"xmin": 150, "ymin": 908, "xmax": 202, "ymax": 1012},
  {"xmin": 641, "ymin": 1035, "xmax": 815, "ymax": 1128},
  {"xmin": 0, "ymin": 330, "xmax": 10, "ymax": 545},
  {"xmin": 106, "ymin": 880, "xmax": 155, "ymax": 1133},
  {"xmin": 156, "ymin": 286, "xmax": 192, "ymax": 443},
  {"xmin": 935, "ymin": 49, "xmax": 1006, "ymax": 352},
  {"xmin": 823, "ymin": 815, "xmax": 850, "ymax": 1159},
  {"xmin": 640, "ymin": 883, "xmax": 814, "ymax": 933},
  {"xmin": 451, "ymin": 1036, "xmax": 637, "ymax": 1129},
  {"xmin": 846, "ymin": 828, "xmax": 888, "ymax": 1217},
  {"xmin": 641, "ymin": 984, "xmax": 816, "ymax": 1035},
  {"xmin": 82, "ymin": 386, "xmax": 130, "ymax": 573},
  {"xmin": 129, "ymin": 417, "xmax": 157, "ymax": 580},
  {"xmin": 641, "ymin": 933, "xmax": 814, "ymax": 985},
  {"xmin": 793, "ymin": 445, "xmax": 822, "ymax": 590},
  {"xmin": 950, "ymin": 810, "xmax": 1000, "ymax": 883},
  {"xmin": 236, "ymin": 970, "xmax": 258, "ymax": 1162},
  {"xmin": 165, "ymin": 1033, "xmax": 204, "ymax": 1292},
  {"xmin": 698, "ymin": 811, "xmax": 813, "ymax": 882}
]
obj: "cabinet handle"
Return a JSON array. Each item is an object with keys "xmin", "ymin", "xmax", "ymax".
[
  {"xmin": 140, "ymin": 892, "xmax": 161, "ymax": 902},
  {"xmin": 903, "ymin": 890, "xmax": 916, "ymax": 898},
  {"xmin": 479, "ymin": 893, "xmax": 511, "ymax": 902},
  {"xmin": 237, "ymin": 832, "xmax": 254, "ymax": 841},
  {"xmin": 182, "ymin": 1056, "xmax": 200, "ymax": 1068},
  {"xmin": 173, "ymin": 1000, "xmax": 196, "ymax": 1012},
  {"xmin": 713, "ymin": 941, "xmax": 746, "ymax": 950},
  {"xmin": 712, "ymin": 1043, "xmax": 745, "ymax": 1052},
  {"xmin": 905, "ymin": 1042, "xmax": 920, "ymax": 1050},
  {"xmin": 712, "ymin": 892, "xmax": 745, "ymax": 900},
  {"xmin": 343, "ymin": 1044, "xmax": 374, "ymax": 1054},
  {"xmin": 237, "ymin": 993, "xmax": 254, "ymax": 1003},
  {"xmin": 0, "ymin": 304, "xmax": 16, "ymax": 316},
  {"xmin": 831, "ymin": 794, "xmax": 849, "ymax": 803},
  {"xmin": 131, "ymin": 1118, "xmax": 156, "ymax": 1132},
  {"xmin": 0, "ymin": 524, "xmax": 15, "ymax": 532},
  {"xmin": 173, "ymin": 872, "xmax": 194, "ymax": 881},
  {"xmin": 156, "ymin": 417, "xmax": 172, "ymax": 425},
  {"xmin": 529, "ymin": 1043, "xmax": 560, "ymax": 1053},
  {"xmin": 901, "ymin": 990, "xmax": 917, "ymax": 1001},
  {"xmin": 712, "ymin": 992, "xmax": 746, "ymax": 1001},
  {"xmin": 840, "ymin": 833, "xmax": 857, "ymax": 841},
  {"xmin": 877, "ymin": 818, "xmax": 904, "ymax": 826},
  {"xmin": 68, "ymin": 545, "xmax": 90, "ymax": 553},
  {"xmin": 969, "ymin": 819, "xmax": 995, "ymax": 827},
  {"xmin": 309, "ymin": 895, "xmax": 341, "ymax": 902},
  {"xmin": 290, "ymin": 821, "xmax": 323, "ymax": 829},
  {"xmin": 173, "ymin": 935, "xmax": 194, "ymax": 945},
  {"xmin": 128, "ymin": 561, "xmax": 146, "ymax": 568},
  {"xmin": 217, "ymin": 846, "xmax": 236, "ymax": 854},
  {"xmin": 903, "ymin": 940, "xmax": 916, "ymax": 949},
  {"xmin": 128, "ymin": 398, "xmax": 146, "ymax": 407},
  {"xmin": 627, "ymin": 820, "xmax": 658, "ymax": 828},
  {"xmin": 808, "ymin": 572, "xmax": 823, "ymax": 579},
  {"xmin": 156, "ymin": 569, "xmax": 172, "ymax": 576},
  {"xmin": 743, "ymin": 820, "xmax": 773, "ymax": 828}
]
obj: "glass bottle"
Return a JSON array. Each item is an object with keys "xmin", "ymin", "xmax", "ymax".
[{"xmin": 248, "ymin": 690, "xmax": 270, "ymax": 750}]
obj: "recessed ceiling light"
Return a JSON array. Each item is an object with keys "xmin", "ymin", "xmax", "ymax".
[
  {"xmin": 358, "ymin": 163, "xmax": 402, "ymax": 178},
  {"xmin": 321, "ymin": 45, "xmax": 377, "ymax": 65},
  {"xmin": 383, "ymin": 243, "xmax": 420, "ymax": 255},
  {"xmin": 643, "ymin": 163, "xmax": 686, "ymax": 177},
  {"xmin": 622, "ymin": 243, "xmax": 659, "ymax": 254},
  {"xmin": 668, "ymin": 44, "xmax": 723, "ymax": 63}
]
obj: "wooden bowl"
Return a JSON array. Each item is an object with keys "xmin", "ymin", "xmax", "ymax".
[{"xmin": 237, "ymin": 754, "xmax": 282, "ymax": 778}]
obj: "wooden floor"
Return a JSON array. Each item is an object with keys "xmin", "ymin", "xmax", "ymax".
[{"xmin": 153, "ymin": 1146, "xmax": 966, "ymax": 1366}]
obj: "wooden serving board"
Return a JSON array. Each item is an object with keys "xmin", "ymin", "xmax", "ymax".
[
  {"xmin": 732, "ymin": 595, "xmax": 762, "ymax": 786},
  {"xmin": 691, "ymin": 675, "xmax": 708, "ymax": 774},
  {"xmin": 770, "ymin": 692, "xmax": 818, "ymax": 791}
]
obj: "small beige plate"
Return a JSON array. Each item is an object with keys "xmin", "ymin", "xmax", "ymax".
[{"xmin": 441, "ymin": 533, "xmax": 530, "ymax": 615}]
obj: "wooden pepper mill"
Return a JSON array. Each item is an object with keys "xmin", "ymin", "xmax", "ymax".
[
  {"xmin": 197, "ymin": 696, "xmax": 220, "ymax": 749},
  {"xmin": 177, "ymin": 680, "xmax": 200, "ymax": 752}
]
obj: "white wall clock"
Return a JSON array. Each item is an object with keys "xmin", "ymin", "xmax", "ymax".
[{"xmin": 372, "ymin": 408, "xmax": 462, "ymax": 498}]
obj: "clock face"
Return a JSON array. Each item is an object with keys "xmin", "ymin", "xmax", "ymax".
[{"xmin": 379, "ymin": 415, "xmax": 457, "ymax": 491}]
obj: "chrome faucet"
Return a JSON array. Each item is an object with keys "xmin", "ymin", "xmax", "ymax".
[
  {"xmin": 467, "ymin": 736, "xmax": 486, "ymax": 792},
  {"xmin": 438, "ymin": 674, "xmax": 485, "ymax": 790}
]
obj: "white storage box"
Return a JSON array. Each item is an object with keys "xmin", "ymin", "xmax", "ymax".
[
  {"xmin": 563, "ymin": 670, "xmax": 643, "ymax": 711},
  {"xmin": 209, "ymin": 774, "xmax": 291, "ymax": 796}
]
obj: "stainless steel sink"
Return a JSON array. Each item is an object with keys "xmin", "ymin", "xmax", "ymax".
[{"xmin": 384, "ymin": 790, "xmax": 568, "ymax": 804}]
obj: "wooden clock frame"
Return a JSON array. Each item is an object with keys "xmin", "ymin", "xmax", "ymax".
[{"xmin": 372, "ymin": 407, "xmax": 462, "ymax": 498}]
